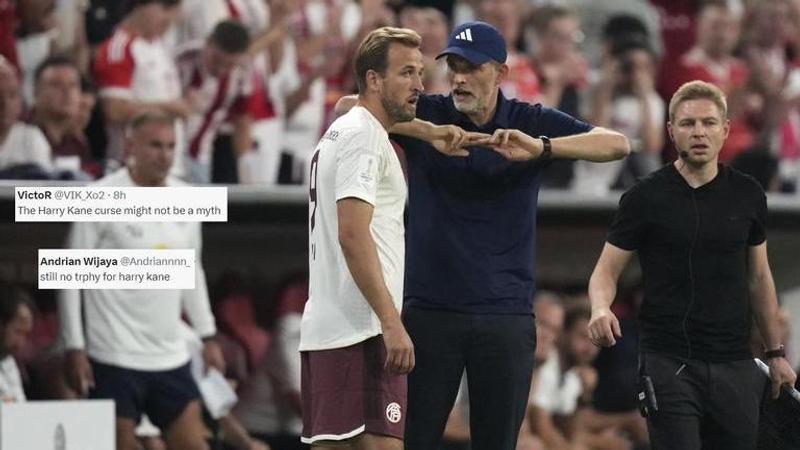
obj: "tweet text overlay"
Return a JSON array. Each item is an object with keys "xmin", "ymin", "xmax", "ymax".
[
  {"xmin": 38, "ymin": 249, "xmax": 196, "ymax": 289},
  {"xmin": 15, "ymin": 187, "xmax": 227, "ymax": 222}
]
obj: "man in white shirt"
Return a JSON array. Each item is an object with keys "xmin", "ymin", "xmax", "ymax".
[
  {"xmin": 92, "ymin": 0, "xmax": 189, "ymax": 168},
  {"xmin": 0, "ymin": 56, "xmax": 52, "ymax": 176},
  {"xmin": 58, "ymin": 112, "xmax": 223, "ymax": 450},
  {"xmin": 0, "ymin": 285, "xmax": 34, "ymax": 403},
  {"xmin": 299, "ymin": 27, "xmax": 424, "ymax": 449}
]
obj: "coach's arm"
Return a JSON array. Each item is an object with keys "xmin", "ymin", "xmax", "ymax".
[{"xmin": 486, "ymin": 127, "xmax": 630, "ymax": 163}]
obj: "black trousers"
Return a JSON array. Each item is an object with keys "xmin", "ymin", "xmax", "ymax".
[
  {"xmin": 643, "ymin": 352, "xmax": 766, "ymax": 450},
  {"xmin": 402, "ymin": 306, "xmax": 536, "ymax": 450}
]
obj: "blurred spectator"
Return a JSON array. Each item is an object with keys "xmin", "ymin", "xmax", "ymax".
[
  {"xmin": 533, "ymin": 291, "xmax": 565, "ymax": 369},
  {"xmin": 29, "ymin": 56, "xmax": 97, "ymax": 179},
  {"xmin": 58, "ymin": 112, "xmax": 222, "ymax": 450},
  {"xmin": 524, "ymin": 4, "xmax": 588, "ymax": 110},
  {"xmin": 0, "ymin": 56, "xmax": 53, "ymax": 178},
  {"xmin": 136, "ymin": 323, "xmax": 270, "ymax": 450},
  {"xmin": 731, "ymin": 146, "xmax": 781, "ymax": 192},
  {"xmin": 92, "ymin": 0, "xmax": 188, "ymax": 170},
  {"xmin": 234, "ymin": 274, "xmax": 308, "ymax": 450},
  {"xmin": 0, "ymin": 284, "xmax": 34, "ymax": 402},
  {"xmin": 664, "ymin": 2, "xmax": 754, "ymax": 163},
  {"xmin": 85, "ymin": 0, "xmax": 134, "ymax": 48},
  {"xmin": 280, "ymin": 0, "xmax": 359, "ymax": 185},
  {"xmin": 530, "ymin": 306, "xmax": 627, "ymax": 450},
  {"xmin": 174, "ymin": 20, "xmax": 253, "ymax": 184},
  {"xmin": 524, "ymin": 4, "xmax": 588, "ymax": 188},
  {"xmin": 742, "ymin": 0, "xmax": 800, "ymax": 191},
  {"xmin": 52, "ymin": 0, "xmax": 91, "ymax": 72},
  {"xmin": 576, "ymin": 34, "xmax": 662, "ymax": 194},
  {"xmin": 400, "ymin": 6, "xmax": 450, "ymax": 95},
  {"xmin": 15, "ymin": 0, "xmax": 58, "ymax": 106},
  {"xmin": 480, "ymin": 0, "xmax": 543, "ymax": 105},
  {"xmin": 572, "ymin": 0, "xmax": 662, "ymax": 69},
  {"xmin": 0, "ymin": 0, "xmax": 19, "ymax": 69},
  {"xmin": 651, "ymin": 0, "xmax": 701, "ymax": 99}
]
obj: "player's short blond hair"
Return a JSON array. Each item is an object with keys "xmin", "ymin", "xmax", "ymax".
[
  {"xmin": 668, "ymin": 80, "xmax": 728, "ymax": 122},
  {"xmin": 354, "ymin": 27, "xmax": 421, "ymax": 94}
]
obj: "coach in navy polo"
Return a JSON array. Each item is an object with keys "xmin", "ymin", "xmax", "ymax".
[{"xmin": 391, "ymin": 21, "xmax": 630, "ymax": 450}]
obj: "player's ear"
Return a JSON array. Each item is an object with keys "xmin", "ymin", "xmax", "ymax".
[{"xmin": 366, "ymin": 69, "xmax": 383, "ymax": 94}]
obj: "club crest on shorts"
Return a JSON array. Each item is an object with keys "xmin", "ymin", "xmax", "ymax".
[{"xmin": 386, "ymin": 402, "xmax": 402, "ymax": 423}]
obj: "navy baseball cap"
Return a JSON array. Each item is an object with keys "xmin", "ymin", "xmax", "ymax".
[{"xmin": 436, "ymin": 21, "xmax": 507, "ymax": 65}]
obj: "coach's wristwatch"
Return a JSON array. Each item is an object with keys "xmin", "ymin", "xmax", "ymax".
[
  {"xmin": 538, "ymin": 135, "xmax": 552, "ymax": 160},
  {"xmin": 765, "ymin": 344, "xmax": 786, "ymax": 359}
]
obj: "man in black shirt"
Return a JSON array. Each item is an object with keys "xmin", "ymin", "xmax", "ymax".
[{"xmin": 587, "ymin": 80, "xmax": 796, "ymax": 450}]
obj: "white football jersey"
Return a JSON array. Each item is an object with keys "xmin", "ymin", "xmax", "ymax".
[{"xmin": 299, "ymin": 106, "xmax": 407, "ymax": 351}]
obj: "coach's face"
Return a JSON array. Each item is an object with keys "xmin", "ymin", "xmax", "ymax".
[
  {"xmin": 446, "ymin": 55, "xmax": 506, "ymax": 119},
  {"xmin": 668, "ymin": 98, "xmax": 730, "ymax": 166},
  {"xmin": 129, "ymin": 122, "xmax": 175, "ymax": 186},
  {"xmin": 379, "ymin": 43, "xmax": 424, "ymax": 123}
]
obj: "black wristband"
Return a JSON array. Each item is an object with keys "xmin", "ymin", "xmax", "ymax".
[
  {"xmin": 539, "ymin": 135, "xmax": 552, "ymax": 160},
  {"xmin": 765, "ymin": 345, "xmax": 786, "ymax": 359}
]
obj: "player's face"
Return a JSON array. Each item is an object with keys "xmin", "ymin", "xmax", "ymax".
[
  {"xmin": 0, "ymin": 305, "xmax": 32, "ymax": 358},
  {"xmin": 129, "ymin": 122, "xmax": 176, "ymax": 185},
  {"xmin": 446, "ymin": 55, "xmax": 504, "ymax": 118},
  {"xmin": 668, "ymin": 98, "xmax": 730, "ymax": 166},
  {"xmin": 379, "ymin": 43, "xmax": 424, "ymax": 123}
]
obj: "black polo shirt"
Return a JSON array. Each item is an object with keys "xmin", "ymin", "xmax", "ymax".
[
  {"xmin": 392, "ymin": 92, "xmax": 592, "ymax": 315},
  {"xmin": 607, "ymin": 163, "xmax": 767, "ymax": 361}
]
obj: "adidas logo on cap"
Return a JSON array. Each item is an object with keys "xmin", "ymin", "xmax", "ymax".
[{"xmin": 454, "ymin": 28, "xmax": 473, "ymax": 42}]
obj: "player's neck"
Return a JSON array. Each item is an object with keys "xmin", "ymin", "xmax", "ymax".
[
  {"xmin": 357, "ymin": 96, "xmax": 393, "ymax": 130},
  {"xmin": 674, "ymin": 158, "xmax": 719, "ymax": 188}
]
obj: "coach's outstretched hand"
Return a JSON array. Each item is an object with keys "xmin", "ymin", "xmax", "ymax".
[
  {"xmin": 483, "ymin": 129, "xmax": 545, "ymax": 162},
  {"xmin": 588, "ymin": 306, "xmax": 622, "ymax": 347},
  {"xmin": 64, "ymin": 349, "xmax": 95, "ymax": 396},
  {"xmin": 768, "ymin": 357, "xmax": 797, "ymax": 399},
  {"xmin": 429, "ymin": 124, "xmax": 490, "ymax": 157},
  {"xmin": 382, "ymin": 319, "xmax": 415, "ymax": 374}
]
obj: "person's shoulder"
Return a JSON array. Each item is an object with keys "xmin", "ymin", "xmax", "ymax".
[
  {"xmin": 166, "ymin": 175, "xmax": 189, "ymax": 187},
  {"xmin": 324, "ymin": 108, "xmax": 380, "ymax": 146},
  {"xmin": 174, "ymin": 40, "xmax": 204, "ymax": 66},
  {"xmin": 97, "ymin": 28, "xmax": 136, "ymax": 61},
  {"xmin": 93, "ymin": 168, "xmax": 131, "ymax": 186},
  {"xmin": 623, "ymin": 164, "xmax": 672, "ymax": 198},
  {"xmin": 723, "ymin": 164, "xmax": 766, "ymax": 196},
  {"xmin": 416, "ymin": 93, "xmax": 452, "ymax": 119}
]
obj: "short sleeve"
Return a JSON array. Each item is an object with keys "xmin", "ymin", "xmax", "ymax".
[
  {"xmin": 93, "ymin": 34, "xmax": 135, "ymax": 98},
  {"xmin": 748, "ymin": 189, "xmax": 767, "ymax": 246},
  {"xmin": 530, "ymin": 104, "xmax": 593, "ymax": 138},
  {"xmin": 335, "ymin": 129, "xmax": 384, "ymax": 205},
  {"xmin": 607, "ymin": 185, "xmax": 647, "ymax": 251}
]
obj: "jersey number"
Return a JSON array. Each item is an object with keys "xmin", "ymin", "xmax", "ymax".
[{"xmin": 309, "ymin": 149, "xmax": 320, "ymax": 233}]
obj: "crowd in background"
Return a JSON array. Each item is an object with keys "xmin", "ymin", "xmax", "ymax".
[
  {"xmin": 1, "ymin": 0, "xmax": 800, "ymax": 192},
  {"xmin": 2, "ymin": 0, "xmax": 800, "ymax": 449}
]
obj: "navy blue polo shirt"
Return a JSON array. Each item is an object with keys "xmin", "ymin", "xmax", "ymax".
[{"xmin": 392, "ymin": 92, "xmax": 592, "ymax": 315}]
